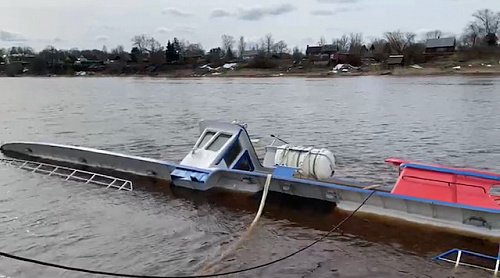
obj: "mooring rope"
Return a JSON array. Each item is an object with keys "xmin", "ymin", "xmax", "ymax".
[
  {"xmin": 0, "ymin": 188, "xmax": 377, "ymax": 278},
  {"xmin": 200, "ymin": 173, "xmax": 273, "ymax": 274},
  {"xmin": 249, "ymin": 173, "xmax": 272, "ymax": 230}
]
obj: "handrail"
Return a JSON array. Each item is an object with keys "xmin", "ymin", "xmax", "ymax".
[
  {"xmin": 433, "ymin": 245, "xmax": 500, "ymax": 275},
  {"xmin": 0, "ymin": 158, "xmax": 133, "ymax": 191},
  {"xmin": 402, "ymin": 175, "xmax": 488, "ymax": 194},
  {"xmin": 401, "ymin": 163, "xmax": 500, "ymax": 182}
]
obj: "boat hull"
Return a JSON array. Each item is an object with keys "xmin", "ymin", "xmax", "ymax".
[
  {"xmin": 2, "ymin": 142, "xmax": 499, "ymax": 241},
  {"xmin": 167, "ymin": 165, "xmax": 500, "ymax": 240},
  {"xmin": 0, "ymin": 142, "xmax": 174, "ymax": 181},
  {"xmin": 266, "ymin": 172, "xmax": 500, "ymax": 241}
]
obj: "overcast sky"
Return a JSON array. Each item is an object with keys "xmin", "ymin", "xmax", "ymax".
[{"xmin": 1, "ymin": 0, "xmax": 499, "ymax": 52}]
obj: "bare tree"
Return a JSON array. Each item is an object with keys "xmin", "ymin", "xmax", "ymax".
[
  {"xmin": 348, "ymin": 33, "xmax": 363, "ymax": 54},
  {"xmin": 426, "ymin": 30, "xmax": 443, "ymax": 39},
  {"xmin": 111, "ymin": 45, "xmax": 125, "ymax": 55},
  {"xmin": 461, "ymin": 23, "xmax": 481, "ymax": 47},
  {"xmin": 384, "ymin": 30, "xmax": 415, "ymax": 54},
  {"xmin": 147, "ymin": 37, "xmax": 162, "ymax": 53},
  {"xmin": 186, "ymin": 43, "xmax": 205, "ymax": 55},
  {"xmin": 332, "ymin": 34, "xmax": 349, "ymax": 52},
  {"xmin": 148, "ymin": 38, "xmax": 165, "ymax": 64},
  {"xmin": 237, "ymin": 36, "xmax": 246, "ymax": 59},
  {"xmin": 292, "ymin": 46, "xmax": 304, "ymax": 62},
  {"xmin": 22, "ymin": 46, "xmax": 34, "ymax": 55},
  {"xmin": 318, "ymin": 36, "xmax": 326, "ymax": 46},
  {"xmin": 369, "ymin": 38, "xmax": 387, "ymax": 52},
  {"xmin": 261, "ymin": 33, "xmax": 275, "ymax": 54},
  {"xmin": 274, "ymin": 40, "xmax": 288, "ymax": 54},
  {"xmin": 473, "ymin": 9, "xmax": 500, "ymax": 35},
  {"xmin": 221, "ymin": 34, "xmax": 235, "ymax": 53},
  {"xmin": 131, "ymin": 34, "xmax": 148, "ymax": 53}
]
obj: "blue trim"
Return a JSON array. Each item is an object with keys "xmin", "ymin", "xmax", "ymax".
[
  {"xmin": 162, "ymin": 162, "xmax": 211, "ymax": 174},
  {"xmin": 164, "ymin": 161, "xmax": 500, "ymax": 213},
  {"xmin": 239, "ymin": 125, "xmax": 265, "ymax": 168},
  {"xmin": 171, "ymin": 168, "xmax": 209, "ymax": 183},
  {"xmin": 285, "ymin": 175, "xmax": 500, "ymax": 213},
  {"xmin": 273, "ymin": 165, "xmax": 297, "ymax": 179},
  {"xmin": 245, "ymin": 168, "xmax": 500, "ymax": 213},
  {"xmin": 433, "ymin": 248, "xmax": 500, "ymax": 261},
  {"xmin": 401, "ymin": 163, "xmax": 500, "ymax": 182},
  {"xmin": 232, "ymin": 150, "xmax": 255, "ymax": 171}
]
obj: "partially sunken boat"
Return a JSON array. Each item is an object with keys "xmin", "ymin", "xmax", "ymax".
[{"xmin": 1, "ymin": 120, "xmax": 499, "ymax": 241}]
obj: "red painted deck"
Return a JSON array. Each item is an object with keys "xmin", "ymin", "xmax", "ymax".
[{"xmin": 386, "ymin": 158, "xmax": 500, "ymax": 209}]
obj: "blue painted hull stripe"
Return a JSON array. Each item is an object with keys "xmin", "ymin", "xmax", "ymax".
[
  {"xmin": 162, "ymin": 162, "xmax": 500, "ymax": 214},
  {"xmin": 401, "ymin": 163, "xmax": 500, "ymax": 182}
]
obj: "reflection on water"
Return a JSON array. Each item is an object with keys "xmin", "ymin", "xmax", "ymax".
[{"xmin": 0, "ymin": 76, "xmax": 499, "ymax": 277}]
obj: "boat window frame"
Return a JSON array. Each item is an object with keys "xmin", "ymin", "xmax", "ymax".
[
  {"xmin": 195, "ymin": 130, "xmax": 217, "ymax": 149},
  {"xmin": 194, "ymin": 129, "xmax": 235, "ymax": 152},
  {"xmin": 205, "ymin": 132, "xmax": 233, "ymax": 152}
]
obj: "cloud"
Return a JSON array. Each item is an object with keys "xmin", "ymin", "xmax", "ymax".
[
  {"xmin": 316, "ymin": 0, "xmax": 360, "ymax": 3},
  {"xmin": 155, "ymin": 26, "xmax": 195, "ymax": 34},
  {"xmin": 0, "ymin": 30, "xmax": 26, "ymax": 42},
  {"xmin": 210, "ymin": 4, "xmax": 295, "ymax": 21},
  {"xmin": 311, "ymin": 7, "xmax": 354, "ymax": 16},
  {"xmin": 210, "ymin": 8, "xmax": 232, "ymax": 18},
  {"xmin": 95, "ymin": 35, "xmax": 109, "ymax": 42},
  {"xmin": 311, "ymin": 10, "xmax": 335, "ymax": 15},
  {"xmin": 155, "ymin": 27, "xmax": 171, "ymax": 34},
  {"xmin": 174, "ymin": 26, "xmax": 195, "ymax": 33},
  {"xmin": 161, "ymin": 8, "xmax": 192, "ymax": 17},
  {"xmin": 53, "ymin": 37, "xmax": 63, "ymax": 43},
  {"xmin": 237, "ymin": 3, "xmax": 295, "ymax": 20}
]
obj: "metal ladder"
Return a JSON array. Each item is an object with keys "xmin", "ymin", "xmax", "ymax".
[
  {"xmin": 0, "ymin": 158, "xmax": 133, "ymax": 191},
  {"xmin": 433, "ymin": 244, "xmax": 500, "ymax": 275}
]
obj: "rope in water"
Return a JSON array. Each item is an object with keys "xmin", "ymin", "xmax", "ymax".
[
  {"xmin": 199, "ymin": 173, "xmax": 273, "ymax": 274},
  {"xmin": 0, "ymin": 188, "xmax": 376, "ymax": 278},
  {"xmin": 249, "ymin": 173, "xmax": 272, "ymax": 230}
]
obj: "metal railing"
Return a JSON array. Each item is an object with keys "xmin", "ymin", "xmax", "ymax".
[
  {"xmin": 433, "ymin": 244, "xmax": 500, "ymax": 275},
  {"xmin": 0, "ymin": 158, "xmax": 133, "ymax": 191}
]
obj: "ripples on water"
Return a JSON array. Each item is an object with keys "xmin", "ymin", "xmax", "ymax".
[{"xmin": 0, "ymin": 76, "xmax": 499, "ymax": 277}]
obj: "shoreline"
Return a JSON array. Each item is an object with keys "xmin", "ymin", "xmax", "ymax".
[{"xmin": 2, "ymin": 68, "xmax": 500, "ymax": 79}]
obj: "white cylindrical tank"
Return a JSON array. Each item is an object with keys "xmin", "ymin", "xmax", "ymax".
[{"xmin": 274, "ymin": 144, "xmax": 335, "ymax": 180}]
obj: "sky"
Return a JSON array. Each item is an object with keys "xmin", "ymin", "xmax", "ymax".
[{"xmin": 1, "ymin": 0, "xmax": 499, "ymax": 52}]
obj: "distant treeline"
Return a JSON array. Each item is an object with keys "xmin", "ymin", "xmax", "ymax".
[{"xmin": 0, "ymin": 8, "xmax": 499, "ymax": 76}]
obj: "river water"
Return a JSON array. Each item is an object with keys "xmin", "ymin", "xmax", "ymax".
[{"xmin": 0, "ymin": 76, "xmax": 499, "ymax": 277}]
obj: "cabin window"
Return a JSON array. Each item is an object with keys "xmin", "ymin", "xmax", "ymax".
[
  {"xmin": 224, "ymin": 141, "xmax": 242, "ymax": 166},
  {"xmin": 198, "ymin": 131, "xmax": 215, "ymax": 148},
  {"xmin": 206, "ymin": 133, "xmax": 232, "ymax": 152}
]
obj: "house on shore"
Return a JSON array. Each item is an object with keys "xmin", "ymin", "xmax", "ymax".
[
  {"xmin": 306, "ymin": 44, "xmax": 338, "ymax": 65},
  {"xmin": 425, "ymin": 37, "xmax": 456, "ymax": 54},
  {"xmin": 306, "ymin": 44, "xmax": 336, "ymax": 58},
  {"xmin": 183, "ymin": 51, "xmax": 204, "ymax": 64},
  {"xmin": 241, "ymin": 50, "xmax": 260, "ymax": 61},
  {"xmin": 386, "ymin": 55, "xmax": 404, "ymax": 69}
]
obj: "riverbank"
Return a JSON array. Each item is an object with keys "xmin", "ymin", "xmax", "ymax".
[{"xmin": 2, "ymin": 63, "xmax": 500, "ymax": 78}]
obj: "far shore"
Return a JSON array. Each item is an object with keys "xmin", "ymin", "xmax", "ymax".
[{"xmin": 2, "ymin": 66, "xmax": 500, "ymax": 79}]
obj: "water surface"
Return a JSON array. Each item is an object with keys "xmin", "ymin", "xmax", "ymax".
[{"xmin": 0, "ymin": 76, "xmax": 499, "ymax": 277}]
